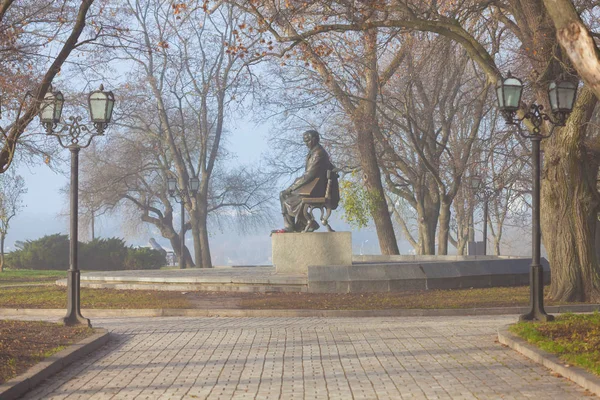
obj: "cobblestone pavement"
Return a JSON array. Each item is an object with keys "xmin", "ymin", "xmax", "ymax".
[{"xmin": 14, "ymin": 315, "xmax": 595, "ymax": 399}]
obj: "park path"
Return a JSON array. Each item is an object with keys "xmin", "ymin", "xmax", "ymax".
[{"xmin": 8, "ymin": 315, "xmax": 595, "ymax": 399}]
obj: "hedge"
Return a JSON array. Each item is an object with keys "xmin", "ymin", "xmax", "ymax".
[{"xmin": 6, "ymin": 234, "xmax": 166, "ymax": 271}]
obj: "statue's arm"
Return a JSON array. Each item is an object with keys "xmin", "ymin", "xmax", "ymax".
[{"xmin": 287, "ymin": 151, "xmax": 324, "ymax": 192}]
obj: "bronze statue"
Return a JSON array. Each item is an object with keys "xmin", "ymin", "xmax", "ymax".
[{"xmin": 278, "ymin": 130, "xmax": 339, "ymax": 233}]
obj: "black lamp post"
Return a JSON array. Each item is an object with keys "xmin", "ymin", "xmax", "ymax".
[
  {"xmin": 167, "ymin": 176, "xmax": 199, "ymax": 269},
  {"xmin": 496, "ymin": 72, "xmax": 578, "ymax": 322},
  {"xmin": 39, "ymin": 84, "xmax": 115, "ymax": 327}
]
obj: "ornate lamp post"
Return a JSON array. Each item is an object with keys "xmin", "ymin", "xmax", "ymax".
[
  {"xmin": 496, "ymin": 72, "xmax": 578, "ymax": 322},
  {"xmin": 39, "ymin": 84, "xmax": 115, "ymax": 327},
  {"xmin": 167, "ymin": 176, "xmax": 199, "ymax": 269}
]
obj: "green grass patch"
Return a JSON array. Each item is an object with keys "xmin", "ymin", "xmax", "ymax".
[
  {"xmin": 237, "ymin": 286, "xmax": 585, "ymax": 310},
  {"xmin": 0, "ymin": 284, "xmax": 594, "ymax": 311},
  {"xmin": 0, "ymin": 269, "xmax": 65, "ymax": 286},
  {"xmin": 510, "ymin": 312, "xmax": 600, "ymax": 376},
  {"xmin": 0, "ymin": 286, "xmax": 192, "ymax": 309}
]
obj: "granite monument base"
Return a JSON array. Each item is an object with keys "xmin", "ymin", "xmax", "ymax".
[{"xmin": 272, "ymin": 232, "xmax": 352, "ymax": 274}]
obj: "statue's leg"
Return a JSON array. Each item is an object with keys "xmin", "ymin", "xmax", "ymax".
[{"xmin": 280, "ymin": 191, "xmax": 296, "ymax": 232}]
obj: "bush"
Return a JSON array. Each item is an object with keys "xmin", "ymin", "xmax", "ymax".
[
  {"xmin": 6, "ymin": 234, "xmax": 69, "ymax": 270},
  {"xmin": 6, "ymin": 234, "xmax": 166, "ymax": 271},
  {"xmin": 80, "ymin": 238, "xmax": 128, "ymax": 271},
  {"xmin": 124, "ymin": 247, "xmax": 166, "ymax": 270}
]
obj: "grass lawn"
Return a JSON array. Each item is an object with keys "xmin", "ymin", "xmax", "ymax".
[
  {"xmin": 0, "ymin": 269, "xmax": 65, "ymax": 286},
  {"xmin": 0, "ymin": 320, "xmax": 94, "ymax": 384},
  {"xmin": 510, "ymin": 313, "xmax": 600, "ymax": 377},
  {"xmin": 0, "ymin": 284, "xmax": 592, "ymax": 310},
  {"xmin": 0, "ymin": 286, "xmax": 192, "ymax": 309}
]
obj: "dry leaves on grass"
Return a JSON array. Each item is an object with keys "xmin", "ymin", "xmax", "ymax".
[{"xmin": 0, "ymin": 320, "xmax": 93, "ymax": 384}]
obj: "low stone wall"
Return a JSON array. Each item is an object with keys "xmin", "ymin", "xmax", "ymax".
[
  {"xmin": 308, "ymin": 258, "xmax": 550, "ymax": 293},
  {"xmin": 352, "ymin": 254, "xmax": 525, "ymax": 263}
]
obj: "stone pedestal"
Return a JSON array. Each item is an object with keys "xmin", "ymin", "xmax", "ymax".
[{"xmin": 272, "ymin": 232, "xmax": 352, "ymax": 274}]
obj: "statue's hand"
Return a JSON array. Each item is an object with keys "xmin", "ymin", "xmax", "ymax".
[{"xmin": 281, "ymin": 188, "xmax": 292, "ymax": 196}]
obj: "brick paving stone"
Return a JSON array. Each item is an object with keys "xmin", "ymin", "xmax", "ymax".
[{"xmin": 2, "ymin": 315, "xmax": 594, "ymax": 399}]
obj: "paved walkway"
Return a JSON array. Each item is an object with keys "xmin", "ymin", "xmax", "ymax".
[{"xmin": 11, "ymin": 315, "xmax": 595, "ymax": 399}]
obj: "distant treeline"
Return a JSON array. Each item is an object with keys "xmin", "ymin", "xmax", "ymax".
[{"xmin": 6, "ymin": 234, "xmax": 166, "ymax": 271}]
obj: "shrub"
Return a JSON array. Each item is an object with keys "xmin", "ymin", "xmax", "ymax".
[
  {"xmin": 80, "ymin": 238, "xmax": 128, "ymax": 271},
  {"xmin": 6, "ymin": 234, "xmax": 69, "ymax": 270},
  {"xmin": 6, "ymin": 234, "xmax": 166, "ymax": 271},
  {"xmin": 124, "ymin": 247, "xmax": 166, "ymax": 270}
]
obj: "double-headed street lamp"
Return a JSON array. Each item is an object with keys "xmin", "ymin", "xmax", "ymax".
[
  {"xmin": 167, "ymin": 176, "xmax": 199, "ymax": 269},
  {"xmin": 496, "ymin": 72, "xmax": 578, "ymax": 322},
  {"xmin": 40, "ymin": 84, "xmax": 115, "ymax": 327}
]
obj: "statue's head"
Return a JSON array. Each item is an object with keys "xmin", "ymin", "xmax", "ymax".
[{"xmin": 303, "ymin": 130, "xmax": 320, "ymax": 149}]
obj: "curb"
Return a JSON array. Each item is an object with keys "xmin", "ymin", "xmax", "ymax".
[
  {"xmin": 0, "ymin": 328, "xmax": 110, "ymax": 400},
  {"xmin": 1, "ymin": 304, "xmax": 599, "ymax": 318},
  {"xmin": 498, "ymin": 325, "xmax": 600, "ymax": 397}
]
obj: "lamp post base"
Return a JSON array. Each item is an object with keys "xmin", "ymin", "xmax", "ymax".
[
  {"xmin": 519, "ymin": 264, "xmax": 554, "ymax": 322},
  {"xmin": 61, "ymin": 270, "xmax": 91, "ymax": 327}
]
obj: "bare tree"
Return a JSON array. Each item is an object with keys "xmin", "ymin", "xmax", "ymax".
[
  {"xmin": 0, "ymin": 0, "xmax": 119, "ymax": 172},
  {"xmin": 230, "ymin": 0, "xmax": 600, "ymax": 302},
  {"xmin": 379, "ymin": 35, "xmax": 491, "ymax": 255},
  {"xmin": 81, "ymin": 0, "xmax": 274, "ymax": 268},
  {"xmin": 0, "ymin": 170, "xmax": 26, "ymax": 271}
]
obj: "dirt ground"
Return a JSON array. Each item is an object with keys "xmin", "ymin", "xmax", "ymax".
[{"xmin": 0, "ymin": 320, "xmax": 93, "ymax": 384}]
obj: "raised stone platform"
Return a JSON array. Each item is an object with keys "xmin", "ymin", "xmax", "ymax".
[
  {"xmin": 308, "ymin": 258, "xmax": 550, "ymax": 293},
  {"xmin": 60, "ymin": 267, "xmax": 307, "ymax": 292},
  {"xmin": 62, "ymin": 256, "xmax": 550, "ymax": 293},
  {"xmin": 271, "ymin": 231, "xmax": 352, "ymax": 274}
]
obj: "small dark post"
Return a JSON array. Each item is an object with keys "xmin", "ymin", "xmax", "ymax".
[
  {"xmin": 482, "ymin": 197, "xmax": 488, "ymax": 256},
  {"xmin": 180, "ymin": 201, "xmax": 185, "ymax": 269},
  {"xmin": 63, "ymin": 147, "xmax": 90, "ymax": 327}
]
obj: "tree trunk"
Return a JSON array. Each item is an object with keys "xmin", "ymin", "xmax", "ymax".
[
  {"xmin": 353, "ymin": 29, "xmax": 399, "ymax": 255},
  {"xmin": 494, "ymin": 239, "xmax": 501, "ymax": 256},
  {"xmin": 0, "ymin": 233, "xmax": 4, "ymax": 272},
  {"xmin": 190, "ymin": 202, "xmax": 212, "ymax": 268},
  {"xmin": 167, "ymin": 232, "xmax": 193, "ymax": 268},
  {"xmin": 417, "ymin": 210, "xmax": 437, "ymax": 255},
  {"xmin": 437, "ymin": 201, "xmax": 451, "ymax": 255},
  {"xmin": 541, "ymin": 89, "xmax": 600, "ymax": 302},
  {"xmin": 197, "ymin": 212, "xmax": 212, "ymax": 268}
]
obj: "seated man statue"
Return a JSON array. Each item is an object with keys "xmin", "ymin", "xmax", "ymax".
[{"xmin": 278, "ymin": 130, "xmax": 339, "ymax": 232}]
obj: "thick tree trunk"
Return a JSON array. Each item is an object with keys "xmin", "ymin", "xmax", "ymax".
[
  {"xmin": 0, "ymin": 233, "xmax": 4, "ymax": 272},
  {"xmin": 541, "ymin": 89, "xmax": 600, "ymax": 302},
  {"xmin": 355, "ymin": 127, "xmax": 399, "ymax": 255},
  {"xmin": 437, "ymin": 201, "xmax": 451, "ymax": 255},
  {"xmin": 141, "ymin": 212, "xmax": 194, "ymax": 268},
  {"xmin": 417, "ymin": 210, "xmax": 437, "ymax": 255},
  {"xmin": 167, "ymin": 232, "xmax": 193, "ymax": 268},
  {"xmin": 353, "ymin": 29, "xmax": 399, "ymax": 255},
  {"xmin": 197, "ymin": 212, "xmax": 212, "ymax": 268},
  {"xmin": 190, "ymin": 202, "xmax": 212, "ymax": 268}
]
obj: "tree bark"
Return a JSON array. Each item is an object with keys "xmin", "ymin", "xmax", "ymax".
[
  {"xmin": 0, "ymin": 0, "xmax": 95, "ymax": 173},
  {"xmin": 416, "ymin": 201, "xmax": 438, "ymax": 255},
  {"xmin": 541, "ymin": 87, "xmax": 600, "ymax": 302},
  {"xmin": 196, "ymin": 212, "xmax": 212, "ymax": 269},
  {"xmin": 358, "ymin": 29, "xmax": 399, "ymax": 255},
  {"xmin": 189, "ymin": 200, "xmax": 212, "ymax": 268},
  {"xmin": 437, "ymin": 201, "xmax": 451, "ymax": 255},
  {"xmin": 494, "ymin": 240, "xmax": 501, "ymax": 256},
  {"xmin": 543, "ymin": 0, "xmax": 600, "ymax": 102},
  {"xmin": 0, "ymin": 233, "xmax": 4, "ymax": 272}
]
